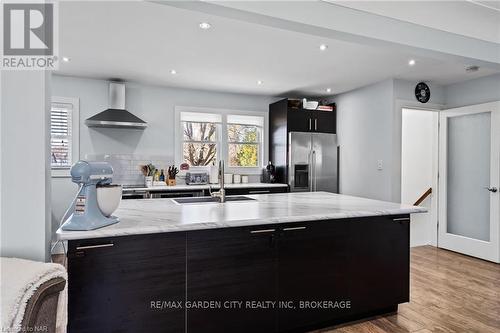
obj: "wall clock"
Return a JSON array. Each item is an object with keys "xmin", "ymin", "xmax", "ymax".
[{"xmin": 415, "ymin": 82, "xmax": 430, "ymax": 103}]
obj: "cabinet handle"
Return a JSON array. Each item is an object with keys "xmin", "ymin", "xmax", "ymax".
[
  {"xmin": 283, "ymin": 226, "xmax": 307, "ymax": 231},
  {"xmin": 393, "ymin": 217, "xmax": 410, "ymax": 222},
  {"xmin": 249, "ymin": 190, "xmax": 271, "ymax": 194},
  {"xmin": 76, "ymin": 243, "xmax": 114, "ymax": 250},
  {"xmin": 314, "ymin": 118, "xmax": 317, "ymax": 131},
  {"xmin": 309, "ymin": 118, "xmax": 312, "ymax": 131},
  {"xmin": 250, "ymin": 229, "xmax": 275, "ymax": 234}
]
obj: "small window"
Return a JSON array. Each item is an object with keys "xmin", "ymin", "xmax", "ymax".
[
  {"xmin": 50, "ymin": 97, "xmax": 79, "ymax": 176},
  {"xmin": 51, "ymin": 102, "xmax": 74, "ymax": 168},
  {"xmin": 181, "ymin": 112, "xmax": 221, "ymax": 166},
  {"xmin": 227, "ymin": 115, "xmax": 263, "ymax": 167}
]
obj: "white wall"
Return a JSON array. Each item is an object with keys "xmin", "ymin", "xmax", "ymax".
[
  {"xmin": 334, "ymin": 79, "xmax": 395, "ymax": 201},
  {"xmin": 444, "ymin": 73, "xmax": 500, "ymax": 108},
  {"xmin": 50, "ymin": 75, "xmax": 277, "ymax": 240},
  {"xmin": 332, "ymin": 78, "xmax": 444, "ymax": 202},
  {"xmin": 401, "ymin": 109, "xmax": 437, "ymax": 247},
  {"xmin": 1, "ymin": 71, "xmax": 51, "ymax": 262}
]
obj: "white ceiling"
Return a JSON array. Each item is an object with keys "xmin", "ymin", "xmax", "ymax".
[
  {"xmin": 56, "ymin": 1, "xmax": 499, "ymax": 97},
  {"xmin": 334, "ymin": 1, "xmax": 500, "ymax": 44}
]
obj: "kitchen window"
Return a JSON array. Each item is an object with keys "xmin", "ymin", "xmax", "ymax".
[
  {"xmin": 176, "ymin": 107, "xmax": 267, "ymax": 173},
  {"xmin": 181, "ymin": 112, "xmax": 221, "ymax": 166},
  {"xmin": 51, "ymin": 96, "xmax": 79, "ymax": 176},
  {"xmin": 227, "ymin": 115, "xmax": 263, "ymax": 167}
]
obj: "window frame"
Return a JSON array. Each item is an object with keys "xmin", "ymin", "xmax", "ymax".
[
  {"xmin": 51, "ymin": 96, "xmax": 80, "ymax": 178},
  {"xmin": 227, "ymin": 122, "xmax": 262, "ymax": 168},
  {"xmin": 175, "ymin": 106, "xmax": 268, "ymax": 174},
  {"xmin": 181, "ymin": 120, "xmax": 221, "ymax": 167}
]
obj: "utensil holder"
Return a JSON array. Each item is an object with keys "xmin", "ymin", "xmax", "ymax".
[
  {"xmin": 145, "ymin": 176, "xmax": 153, "ymax": 188},
  {"xmin": 167, "ymin": 178, "xmax": 176, "ymax": 186}
]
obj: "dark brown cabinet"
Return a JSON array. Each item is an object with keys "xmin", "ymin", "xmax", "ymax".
[
  {"xmin": 287, "ymin": 109, "xmax": 314, "ymax": 132},
  {"xmin": 67, "ymin": 232, "xmax": 186, "ymax": 333},
  {"xmin": 186, "ymin": 226, "xmax": 277, "ymax": 333},
  {"xmin": 314, "ymin": 110, "xmax": 336, "ymax": 133},
  {"xmin": 287, "ymin": 109, "xmax": 335, "ymax": 134},
  {"xmin": 277, "ymin": 220, "xmax": 353, "ymax": 332},
  {"xmin": 350, "ymin": 216, "xmax": 410, "ymax": 314},
  {"xmin": 223, "ymin": 186, "xmax": 288, "ymax": 196},
  {"xmin": 67, "ymin": 215, "xmax": 409, "ymax": 333}
]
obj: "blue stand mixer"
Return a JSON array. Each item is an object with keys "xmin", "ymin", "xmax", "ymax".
[{"xmin": 61, "ymin": 161, "xmax": 120, "ymax": 231}]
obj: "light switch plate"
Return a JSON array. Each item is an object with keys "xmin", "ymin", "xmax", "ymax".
[{"xmin": 377, "ymin": 160, "xmax": 383, "ymax": 170}]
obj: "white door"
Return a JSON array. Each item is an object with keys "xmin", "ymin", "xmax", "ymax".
[{"xmin": 438, "ymin": 102, "xmax": 500, "ymax": 263}]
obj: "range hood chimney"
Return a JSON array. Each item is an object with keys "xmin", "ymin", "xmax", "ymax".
[{"xmin": 85, "ymin": 82, "xmax": 147, "ymax": 129}]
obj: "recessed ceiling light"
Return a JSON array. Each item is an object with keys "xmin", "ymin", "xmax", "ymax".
[
  {"xmin": 326, "ymin": 88, "xmax": 332, "ymax": 93},
  {"xmin": 257, "ymin": 80, "xmax": 263, "ymax": 85},
  {"xmin": 408, "ymin": 59, "xmax": 416, "ymax": 66},
  {"xmin": 62, "ymin": 57, "xmax": 70, "ymax": 62},
  {"xmin": 170, "ymin": 69, "xmax": 177, "ymax": 75},
  {"xmin": 319, "ymin": 44, "xmax": 328, "ymax": 51},
  {"xmin": 199, "ymin": 22, "xmax": 211, "ymax": 30}
]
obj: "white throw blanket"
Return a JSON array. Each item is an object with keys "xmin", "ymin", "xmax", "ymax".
[{"xmin": 0, "ymin": 257, "xmax": 67, "ymax": 332}]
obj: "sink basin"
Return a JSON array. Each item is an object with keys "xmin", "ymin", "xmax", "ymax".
[{"xmin": 172, "ymin": 196, "xmax": 256, "ymax": 204}]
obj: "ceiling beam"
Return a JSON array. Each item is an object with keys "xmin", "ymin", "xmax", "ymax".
[{"xmin": 153, "ymin": 0, "xmax": 500, "ymax": 70}]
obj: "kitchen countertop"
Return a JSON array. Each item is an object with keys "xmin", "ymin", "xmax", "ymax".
[
  {"xmin": 57, "ymin": 192, "xmax": 426, "ymax": 241},
  {"xmin": 122, "ymin": 182, "xmax": 288, "ymax": 192}
]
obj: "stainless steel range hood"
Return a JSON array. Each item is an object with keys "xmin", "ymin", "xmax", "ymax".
[{"xmin": 85, "ymin": 82, "xmax": 147, "ymax": 129}]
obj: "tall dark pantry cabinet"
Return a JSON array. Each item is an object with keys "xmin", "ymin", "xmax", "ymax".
[{"xmin": 269, "ymin": 98, "xmax": 337, "ymax": 186}]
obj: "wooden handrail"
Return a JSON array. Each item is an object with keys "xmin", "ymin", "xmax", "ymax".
[{"xmin": 414, "ymin": 187, "xmax": 432, "ymax": 206}]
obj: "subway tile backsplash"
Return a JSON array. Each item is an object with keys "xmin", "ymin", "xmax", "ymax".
[
  {"xmin": 84, "ymin": 154, "xmax": 173, "ymax": 186},
  {"xmin": 84, "ymin": 154, "xmax": 262, "ymax": 186}
]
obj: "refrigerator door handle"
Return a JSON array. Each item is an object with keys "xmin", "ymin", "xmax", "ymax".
[
  {"xmin": 312, "ymin": 150, "xmax": 317, "ymax": 191},
  {"xmin": 308, "ymin": 150, "xmax": 313, "ymax": 191}
]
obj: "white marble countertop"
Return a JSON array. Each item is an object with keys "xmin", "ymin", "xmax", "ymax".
[
  {"xmin": 57, "ymin": 192, "xmax": 426, "ymax": 241},
  {"xmin": 122, "ymin": 182, "xmax": 288, "ymax": 192}
]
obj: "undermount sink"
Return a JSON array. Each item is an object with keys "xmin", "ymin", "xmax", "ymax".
[{"xmin": 172, "ymin": 196, "xmax": 256, "ymax": 204}]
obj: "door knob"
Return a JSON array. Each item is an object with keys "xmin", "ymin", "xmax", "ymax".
[{"xmin": 485, "ymin": 187, "xmax": 498, "ymax": 193}]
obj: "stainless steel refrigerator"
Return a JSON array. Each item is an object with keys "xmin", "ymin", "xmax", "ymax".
[{"xmin": 288, "ymin": 132, "xmax": 339, "ymax": 192}]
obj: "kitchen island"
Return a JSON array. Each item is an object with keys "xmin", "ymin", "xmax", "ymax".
[{"xmin": 57, "ymin": 192, "xmax": 425, "ymax": 333}]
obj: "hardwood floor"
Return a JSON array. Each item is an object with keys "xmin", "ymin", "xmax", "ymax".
[{"xmin": 315, "ymin": 246, "xmax": 500, "ymax": 333}]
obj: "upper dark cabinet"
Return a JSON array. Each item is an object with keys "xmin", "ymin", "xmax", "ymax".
[
  {"xmin": 287, "ymin": 109, "xmax": 314, "ymax": 132},
  {"xmin": 314, "ymin": 110, "xmax": 336, "ymax": 133},
  {"xmin": 271, "ymin": 98, "xmax": 336, "ymax": 134}
]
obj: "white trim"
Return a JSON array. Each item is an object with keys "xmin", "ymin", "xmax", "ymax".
[
  {"xmin": 395, "ymin": 99, "xmax": 443, "ymax": 247},
  {"xmin": 174, "ymin": 106, "xmax": 268, "ymax": 174},
  {"xmin": 51, "ymin": 96, "xmax": 80, "ymax": 178},
  {"xmin": 400, "ymin": 107, "xmax": 440, "ymax": 247}
]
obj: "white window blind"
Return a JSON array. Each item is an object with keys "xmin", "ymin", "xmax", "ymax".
[
  {"xmin": 51, "ymin": 102, "xmax": 73, "ymax": 168},
  {"xmin": 181, "ymin": 111, "xmax": 222, "ymax": 123}
]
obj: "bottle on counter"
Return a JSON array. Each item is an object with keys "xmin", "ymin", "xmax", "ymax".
[
  {"xmin": 265, "ymin": 161, "xmax": 276, "ymax": 183},
  {"xmin": 154, "ymin": 170, "xmax": 160, "ymax": 182},
  {"xmin": 159, "ymin": 169, "xmax": 165, "ymax": 182},
  {"xmin": 209, "ymin": 160, "xmax": 218, "ymax": 184}
]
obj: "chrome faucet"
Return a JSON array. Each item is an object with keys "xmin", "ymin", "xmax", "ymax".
[{"xmin": 209, "ymin": 160, "xmax": 226, "ymax": 203}]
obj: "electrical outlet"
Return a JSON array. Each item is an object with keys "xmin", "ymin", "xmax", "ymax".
[{"xmin": 377, "ymin": 160, "xmax": 383, "ymax": 171}]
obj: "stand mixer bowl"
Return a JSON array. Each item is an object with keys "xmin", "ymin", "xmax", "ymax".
[{"xmin": 96, "ymin": 184, "xmax": 122, "ymax": 217}]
